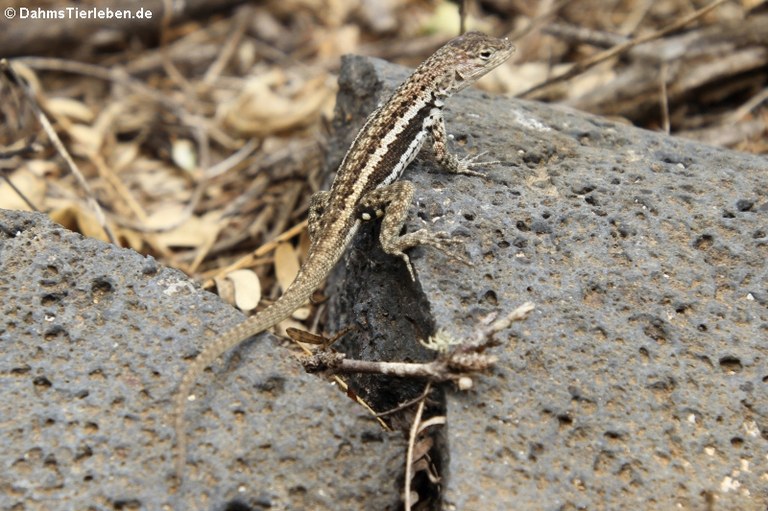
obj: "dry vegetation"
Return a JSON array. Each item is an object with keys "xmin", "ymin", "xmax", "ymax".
[{"xmin": 1, "ymin": 0, "xmax": 766, "ymax": 318}]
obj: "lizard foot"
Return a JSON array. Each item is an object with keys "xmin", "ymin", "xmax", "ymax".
[{"xmin": 389, "ymin": 229, "xmax": 471, "ymax": 281}]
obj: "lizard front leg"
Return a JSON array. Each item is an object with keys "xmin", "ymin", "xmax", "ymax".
[
  {"xmin": 430, "ymin": 112, "xmax": 498, "ymax": 177},
  {"xmin": 359, "ymin": 181, "xmax": 466, "ymax": 281}
]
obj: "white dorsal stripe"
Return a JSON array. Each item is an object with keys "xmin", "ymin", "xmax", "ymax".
[{"xmin": 327, "ymin": 92, "xmax": 434, "ymax": 236}]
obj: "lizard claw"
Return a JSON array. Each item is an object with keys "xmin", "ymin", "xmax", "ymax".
[
  {"xmin": 420, "ymin": 231, "xmax": 473, "ymax": 267},
  {"xmin": 389, "ymin": 229, "xmax": 472, "ymax": 281},
  {"xmin": 454, "ymin": 152, "xmax": 502, "ymax": 177},
  {"xmin": 466, "ymin": 150, "xmax": 502, "ymax": 166}
]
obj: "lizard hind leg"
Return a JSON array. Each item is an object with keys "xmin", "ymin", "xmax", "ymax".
[
  {"xmin": 360, "ymin": 180, "xmax": 468, "ymax": 281},
  {"xmin": 308, "ymin": 190, "xmax": 330, "ymax": 242}
]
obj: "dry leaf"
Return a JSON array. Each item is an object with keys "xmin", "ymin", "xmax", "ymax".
[
  {"xmin": 49, "ymin": 204, "xmax": 110, "ymax": 242},
  {"xmin": 314, "ymin": 25, "xmax": 360, "ymax": 59},
  {"xmin": 170, "ymin": 138, "xmax": 197, "ymax": 172},
  {"xmin": 270, "ymin": 0, "xmax": 356, "ymax": 28},
  {"xmin": 0, "ymin": 168, "xmax": 46, "ymax": 211},
  {"xmin": 411, "ymin": 435, "xmax": 434, "ymax": 462},
  {"xmin": 109, "ymin": 143, "xmax": 139, "ymax": 172},
  {"xmin": 67, "ymin": 123, "xmax": 102, "ymax": 156},
  {"xmin": 422, "ymin": 1, "xmax": 492, "ymax": 36},
  {"xmin": 285, "ymin": 327, "xmax": 325, "ymax": 344},
  {"xmin": 91, "ymin": 101, "xmax": 125, "ymax": 144},
  {"xmin": 275, "ymin": 318, "xmax": 309, "ymax": 338},
  {"xmin": 154, "ymin": 209, "xmax": 223, "ymax": 248},
  {"xmin": 274, "ymin": 241, "xmax": 300, "ymax": 292},
  {"xmin": 45, "ymin": 97, "xmax": 94, "ymax": 123},
  {"xmin": 6, "ymin": 62, "xmax": 40, "ymax": 96},
  {"xmin": 567, "ymin": 63, "xmax": 617, "ymax": 101},
  {"xmin": 226, "ymin": 269, "xmax": 262, "ymax": 312},
  {"xmin": 133, "ymin": 161, "xmax": 191, "ymax": 201},
  {"xmin": 222, "ymin": 73, "xmax": 335, "ymax": 136},
  {"xmin": 115, "ymin": 225, "xmax": 145, "ymax": 251},
  {"xmin": 214, "ymin": 274, "xmax": 235, "ymax": 307}
]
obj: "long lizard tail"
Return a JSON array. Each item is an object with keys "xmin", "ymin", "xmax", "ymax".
[{"xmin": 172, "ymin": 282, "xmax": 314, "ymax": 484}]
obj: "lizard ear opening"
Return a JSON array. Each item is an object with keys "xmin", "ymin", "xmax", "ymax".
[{"xmin": 454, "ymin": 69, "xmax": 465, "ymax": 82}]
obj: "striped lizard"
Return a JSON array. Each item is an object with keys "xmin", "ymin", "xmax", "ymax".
[{"xmin": 173, "ymin": 31, "xmax": 515, "ymax": 481}]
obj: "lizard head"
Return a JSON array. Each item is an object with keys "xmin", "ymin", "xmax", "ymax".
[{"xmin": 431, "ymin": 31, "xmax": 515, "ymax": 97}]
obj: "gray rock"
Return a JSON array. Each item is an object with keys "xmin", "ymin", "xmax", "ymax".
[
  {"xmin": 325, "ymin": 55, "xmax": 768, "ymax": 510},
  {"xmin": 2, "ymin": 49, "xmax": 766, "ymax": 511},
  {"xmin": 0, "ymin": 209, "xmax": 404, "ymax": 511}
]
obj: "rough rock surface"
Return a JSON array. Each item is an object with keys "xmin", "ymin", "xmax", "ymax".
[
  {"xmin": 0, "ymin": 209, "xmax": 404, "ymax": 511},
  {"xmin": 325, "ymin": 55, "xmax": 768, "ymax": 510},
  {"xmin": 1, "ymin": 50, "xmax": 766, "ymax": 511}
]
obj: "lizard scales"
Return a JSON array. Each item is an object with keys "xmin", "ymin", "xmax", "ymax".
[{"xmin": 174, "ymin": 31, "xmax": 514, "ymax": 479}]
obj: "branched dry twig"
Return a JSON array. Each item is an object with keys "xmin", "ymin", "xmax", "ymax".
[
  {"xmin": 300, "ymin": 300, "xmax": 537, "ymax": 507},
  {"xmin": 301, "ymin": 302, "xmax": 536, "ymax": 385}
]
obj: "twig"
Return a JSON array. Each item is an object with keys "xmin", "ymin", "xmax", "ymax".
[
  {"xmin": 317, "ymin": 357, "xmax": 452, "ymax": 379},
  {"xmin": 16, "ymin": 57, "xmax": 169, "ymax": 104},
  {"xmin": 0, "ymin": 172, "xmax": 39, "ymax": 211},
  {"xmin": 404, "ymin": 382, "xmax": 431, "ymax": 511},
  {"xmin": 159, "ymin": 0, "xmax": 195, "ymax": 97},
  {"xmin": 375, "ymin": 393, "xmax": 436, "ymax": 418},
  {"xmin": 302, "ymin": 302, "xmax": 536, "ymax": 381},
  {"xmin": 111, "ymin": 139, "xmax": 258, "ymax": 235},
  {"xmin": 0, "ymin": 141, "xmax": 41, "ymax": 160},
  {"xmin": 17, "ymin": 56, "xmax": 218, "ymax": 165},
  {"xmin": 518, "ymin": 0, "xmax": 729, "ymax": 98},
  {"xmin": 659, "ymin": 62, "xmax": 670, "ymax": 134},
  {"xmin": 470, "ymin": 301, "xmax": 536, "ymax": 344},
  {"xmin": 200, "ymin": 219, "xmax": 308, "ymax": 288},
  {"xmin": 417, "ymin": 416, "xmax": 446, "ymax": 435},
  {"xmin": 287, "ymin": 334, "xmax": 390, "ymax": 431},
  {"xmin": 618, "ymin": 0, "xmax": 654, "ymax": 35},
  {"xmin": 677, "ymin": 118, "xmax": 766, "ymax": 147},
  {"xmin": 541, "ymin": 22, "xmax": 628, "ymax": 48},
  {"xmin": 205, "ymin": 139, "xmax": 259, "ymax": 179},
  {"xmin": 203, "ymin": 7, "xmax": 249, "ymax": 85},
  {"xmin": 727, "ymin": 86, "xmax": 768, "ymax": 125},
  {"xmin": 1, "ymin": 59, "xmax": 117, "ymax": 244},
  {"xmin": 507, "ymin": 0, "xmax": 571, "ymax": 41},
  {"xmin": 110, "ymin": 180, "xmax": 207, "ymax": 233}
]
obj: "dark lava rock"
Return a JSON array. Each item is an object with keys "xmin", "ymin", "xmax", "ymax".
[
  {"xmin": 0, "ymin": 209, "xmax": 404, "ymax": 511},
  {"xmin": 2, "ymin": 50, "xmax": 766, "ymax": 511},
  {"xmin": 325, "ymin": 55, "xmax": 768, "ymax": 510}
]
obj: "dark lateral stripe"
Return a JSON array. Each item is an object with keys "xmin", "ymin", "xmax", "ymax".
[
  {"xmin": 370, "ymin": 100, "xmax": 433, "ymax": 186},
  {"xmin": 331, "ymin": 91, "xmax": 433, "ymax": 200}
]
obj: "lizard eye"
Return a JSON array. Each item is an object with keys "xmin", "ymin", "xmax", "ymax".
[{"xmin": 479, "ymin": 49, "xmax": 493, "ymax": 60}]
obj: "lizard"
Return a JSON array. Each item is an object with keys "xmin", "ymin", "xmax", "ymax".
[{"xmin": 173, "ymin": 31, "xmax": 515, "ymax": 481}]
